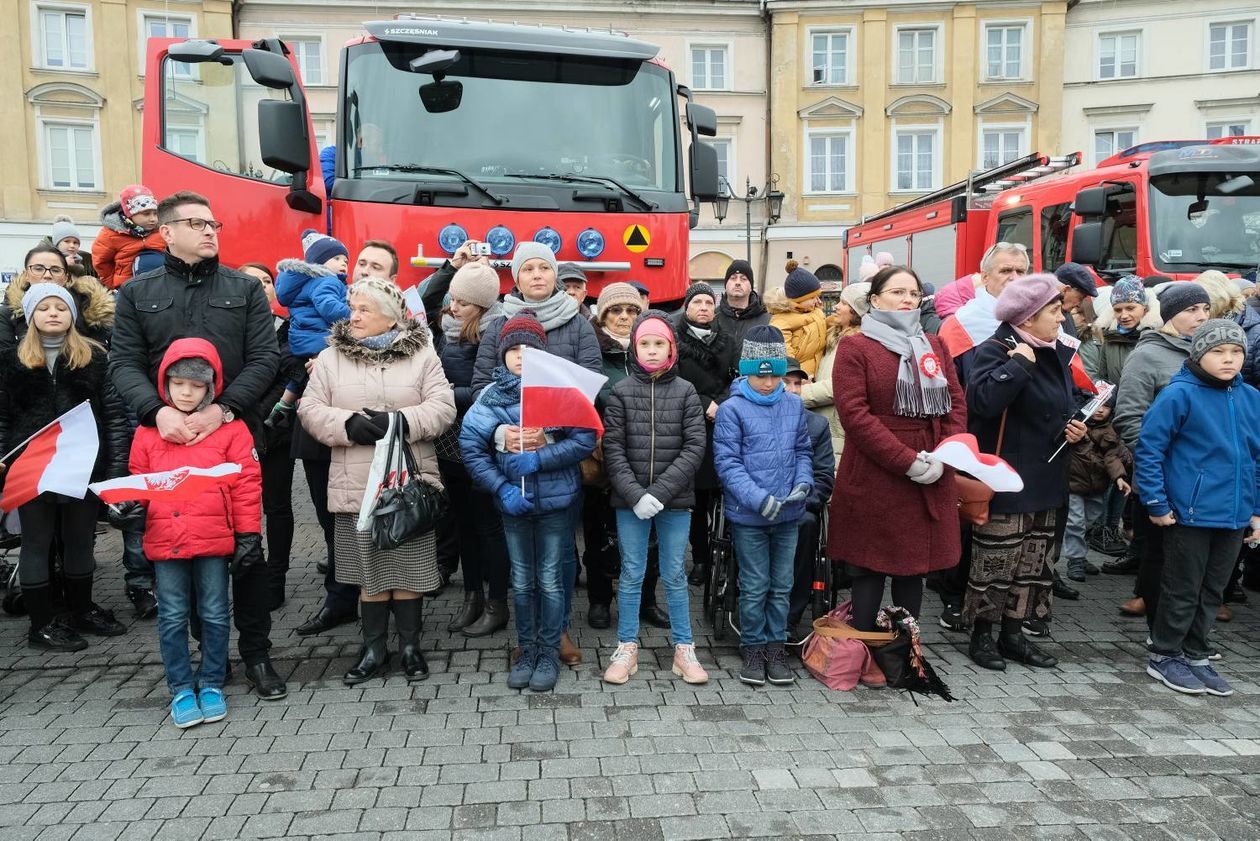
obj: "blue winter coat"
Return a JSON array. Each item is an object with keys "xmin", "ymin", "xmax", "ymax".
[
  {"xmin": 275, "ymin": 259, "xmax": 350, "ymax": 358},
  {"xmin": 458, "ymin": 385, "xmax": 596, "ymax": 514},
  {"xmin": 712, "ymin": 379, "xmax": 814, "ymax": 527},
  {"xmin": 1135, "ymin": 366, "xmax": 1260, "ymax": 529}
]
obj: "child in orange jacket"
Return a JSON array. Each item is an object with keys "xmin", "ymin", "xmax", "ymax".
[{"xmin": 93, "ymin": 184, "xmax": 166, "ymax": 289}]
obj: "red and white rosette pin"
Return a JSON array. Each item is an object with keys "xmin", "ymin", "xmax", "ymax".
[{"xmin": 919, "ymin": 352, "xmax": 942, "ymax": 380}]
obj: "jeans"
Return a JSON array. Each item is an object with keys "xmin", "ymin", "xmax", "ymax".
[
  {"xmin": 1151, "ymin": 525, "xmax": 1244, "ymax": 661},
  {"xmin": 615, "ymin": 508, "xmax": 693, "ymax": 645},
  {"xmin": 503, "ymin": 510, "xmax": 568, "ymax": 653},
  {"xmin": 732, "ymin": 522, "xmax": 798, "ymax": 647},
  {"xmin": 155, "ymin": 556, "xmax": 230, "ymax": 696},
  {"xmin": 1103, "ymin": 482, "xmax": 1126, "ymax": 528},
  {"xmin": 120, "ymin": 517, "xmax": 153, "ymax": 591},
  {"xmin": 1063, "ymin": 493, "xmax": 1106, "ymax": 561}
]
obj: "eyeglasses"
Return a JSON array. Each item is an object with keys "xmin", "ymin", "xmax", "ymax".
[
  {"xmin": 605, "ymin": 305, "xmax": 641, "ymax": 316},
  {"xmin": 878, "ymin": 288, "xmax": 923, "ymax": 301},
  {"xmin": 981, "ymin": 240, "xmax": 1029, "ymax": 266},
  {"xmin": 170, "ymin": 217, "xmax": 224, "ymax": 233},
  {"xmin": 26, "ymin": 264, "xmax": 66, "ymax": 277}
]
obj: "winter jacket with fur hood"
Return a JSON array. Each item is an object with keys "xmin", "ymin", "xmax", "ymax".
[
  {"xmin": 768, "ymin": 294, "xmax": 828, "ymax": 378},
  {"xmin": 0, "ymin": 271, "xmax": 114, "ymax": 353},
  {"xmin": 92, "ymin": 201, "xmax": 166, "ymax": 290},
  {"xmin": 129, "ymin": 339, "xmax": 262, "ymax": 561},
  {"xmin": 274, "ymin": 258, "xmax": 350, "ymax": 358}
]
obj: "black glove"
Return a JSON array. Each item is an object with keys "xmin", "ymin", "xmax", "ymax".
[
  {"xmin": 230, "ymin": 532, "xmax": 264, "ymax": 577},
  {"xmin": 106, "ymin": 500, "xmax": 145, "ymax": 529},
  {"xmin": 345, "ymin": 413, "xmax": 387, "ymax": 445},
  {"xmin": 364, "ymin": 408, "xmax": 407, "ymax": 436}
]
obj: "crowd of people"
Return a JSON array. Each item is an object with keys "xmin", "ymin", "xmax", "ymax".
[{"xmin": 1, "ymin": 185, "xmax": 1258, "ymax": 730}]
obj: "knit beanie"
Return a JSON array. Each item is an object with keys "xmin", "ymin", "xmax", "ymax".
[
  {"xmin": 118, "ymin": 185, "xmax": 158, "ymax": 219},
  {"xmin": 784, "ymin": 267, "xmax": 821, "ymax": 301},
  {"xmin": 450, "ymin": 263, "xmax": 500, "ymax": 310},
  {"xmin": 839, "ymin": 282, "xmax": 871, "ymax": 318},
  {"xmin": 21, "ymin": 283, "xmax": 78, "ymax": 324},
  {"xmin": 683, "ymin": 281, "xmax": 716, "ymax": 310},
  {"xmin": 632, "ymin": 315, "xmax": 677, "ymax": 373},
  {"xmin": 1189, "ymin": 318, "xmax": 1247, "ymax": 363},
  {"xmin": 1109, "ymin": 275, "xmax": 1147, "ymax": 307},
  {"xmin": 50, "ymin": 216, "xmax": 80, "ymax": 247},
  {"xmin": 510, "ymin": 241, "xmax": 558, "ymax": 283},
  {"xmin": 557, "ymin": 263, "xmax": 587, "ymax": 286},
  {"xmin": 994, "ymin": 273, "xmax": 1063, "ymax": 326},
  {"xmin": 739, "ymin": 324, "xmax": 788, "ymax": 376},
  {"xmin": 1157, "ymin": 282, "xmax": 1211, "ymax": 323},
  {"xmin": 302, "ymin": 228, "xmax": 349, "ymax": 267},
  {"xmin": 858, "ymin": 255, "xmax": 879, "ymax": 283},
  {"xmin": 347, "ymin": 277, "xmax": 406, "ymax": 325},
  {"xmin": 596, "ymin": 282, "xmax": 642, "ymax": 317},
  {"xmin": 166, "ymin": 357, "xmax": 217, "ymax": 411},
  {"xmin": 1054, "ymin": 262, "xmax": 1097, "ymax": 298},
  {"xmin": 724, "ymin": 259, "xmax": 754, "ymax": 286},
  {"xmin": 499, "ymin": 311, "xmax": 547, "ymax": 362}
]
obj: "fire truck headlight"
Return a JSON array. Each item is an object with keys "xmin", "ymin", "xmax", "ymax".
[
  {"xmin": 576, "ymin": 228, "xmax": 605, "ymax": 259},
  {"xmin": 533, "ymin": 227, "xmax": 562, "ymax": 255},
  {"xmin": 485, "ymin": 225, "xmax": 516, "ymax": 257},
  {"xmin": 438, "ymin": 223, "xmax": 469, "ymax": 256}
]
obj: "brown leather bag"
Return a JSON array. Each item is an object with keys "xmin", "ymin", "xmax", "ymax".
[{"xmin": 957, "ymin": 410, "xmax": 1007, "ymax": 527}]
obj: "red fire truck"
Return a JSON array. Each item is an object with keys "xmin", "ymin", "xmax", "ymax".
[
  {"xmin": 843, "ymin": 137, "xmax": 1260, "ymax": 286},
  {"xmin": 139, "ymin": 17, "xmax": 720, "ymax": 299}
]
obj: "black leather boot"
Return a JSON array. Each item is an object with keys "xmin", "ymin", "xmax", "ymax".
[
  {"xmin": 447, "ymin": 589, "xmax": 484, "ymax": 632},
  {"xmin": 968, "ymin": 621, "xmax": 1006, "ymax": 671},
  {"xmin": 463, "ymin": 597, "xmax": 508, "ymax": 638},
  {"xmin": 343, "ymin": 601, "xmax": 390, "ymax": 685},
  {"xmin": 392, "ymin": 598, "xmax": 429, "ymax": 682},
  {"xmin": 998, "ymin": 627, "xmax": 1058, "ymax": 668}
]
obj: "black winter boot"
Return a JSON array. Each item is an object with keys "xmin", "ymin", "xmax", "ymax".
[
  {"xmin": 344, "ymin": 601, "xmax": 390, "ymax": 685},
  {"xmin": 968, "ymin": 620, "xmax": 1005, "ymax": 671},
  {"xmin": 447, "ymin": 589, "xmax": 484, "ymax": 632},
  {"xmin": 25, "ymin": 585, "xmax": 87, "ymax": 652},
  {"xmin": 463, "ymin": 597, "xmax": 509, "ymax": 637},
  {"xmin": 998, "ymin": 617, "xmax": 1058, "ymax": 668},
  {"xmin": 392, "ymin": 598, "xmax": 429, "ymax": 682},
  {"xmin": 64, "ymin": 576, "xmax": 125, "ymax": 637}
]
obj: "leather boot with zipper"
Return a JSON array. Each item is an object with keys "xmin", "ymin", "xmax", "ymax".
[
  {"xmin": 464, "ymin": 597, "xmax": 509, "ymax": 637},
  {"xmin": 344, "ymin": 601, "xmax": 390, "ymax": 685},
  {"xmin": 447, "ymin": 589, "xmax": 484, "ymax": 632},
  {"xmin": 392, "ymin": 598, "xmax": 429, "ymax": 682}
]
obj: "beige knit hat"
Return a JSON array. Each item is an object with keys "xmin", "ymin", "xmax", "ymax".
[
  {"xmin": 450, "ymin": 263, "xmax": 500, "ymax": 310},
  {"xmin": 840, "ymin": 282, "xmax": 872, "ymax": 318},
  {"xmin": 595, "ymin": 282, "xmax": 643, "ymax": 319}
]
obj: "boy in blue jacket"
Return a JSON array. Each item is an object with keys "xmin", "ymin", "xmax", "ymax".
[
  {"xmin": 459, "ymin": 312, "xmax": 596, "ymax": 693},
  {"xmin": 274, "ymin": 229, "xmax": 351, "ymax": 404},
  {"xmin": 1136, "ymin": 319, "xmax": 1260, "ymax": 697},
  {"xmin": 713, "ymin": 326, "xmax": 814, "ymax": 687}
]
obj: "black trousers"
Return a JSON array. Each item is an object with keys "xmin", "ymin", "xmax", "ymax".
[
  {"xmin": 582, "ymin": 486, "xmax": 618, "ymax": 607},
  {"xmin": 850, "ymin": 572, "xmax": 924, "ymax": 632},
  {"xmin": 18, "ymin": 495, "xmax": 97, "ymax": 588},
  {"xmin": 1151, "ymin": 525, "xmax": 1243, "ymax": 660},
  {"xmin": 928, "ymin": 523, "xmax": 972, "ymax": 604},
  {"xmin": 1133, "ymin": 501, "xmax": 1169, "ymax": 632},
  {"xmin": 689, "ymin": 488, "xmax": 716, "ymax": 569},
  {"xmin": 190, "ymin": 560, "xmax": 274, "ymax": 666},
  {"xmin": 260, "ymin": 443, "xmax": 295, "ymax": 578},
  {"xmin": 303, "ymin": 458, "xmax": 357, "ymax": 615},
  {"xmin": 440, "ymin": 460, "xmax": 510, "ymax": 599}
]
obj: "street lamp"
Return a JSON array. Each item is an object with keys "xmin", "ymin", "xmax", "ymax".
[{"xmin": 713, "ymin": 175, "xmax": 784, "ymax": 264}]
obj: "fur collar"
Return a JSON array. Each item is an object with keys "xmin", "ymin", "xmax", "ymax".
[
  {"xmin": 4, "ymin": 273, "xmax": 114, "ymax": 331},
  {"xmin": 276, "ymin": 258, "xmax": 336, "ymax": 278},
  {"xmin": 99, "ymin": 201, "xmax": 138, "ymax": 235},
  {"xmin": 677, "ymin": 318, "xmax": 731, "ymax": 364},
  {"xmin": 327, "ymin": 317, "xmax": 430, "ymax": 363}
]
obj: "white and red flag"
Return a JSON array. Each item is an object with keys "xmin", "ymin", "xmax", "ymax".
[
  {"xmin": 0, "ymin": 401, "xmax": 99, "ymax": 512},
  {"xmin": 89, "ymin": 463, "xmax": 242, "ymax": 504},
  {"xmin": 926, "ymin": 433, "xmax": 1024, "ymax": 493},
  {"xmin": 520, "ymin": 347, "xmax": 608, "ymax": 435}
]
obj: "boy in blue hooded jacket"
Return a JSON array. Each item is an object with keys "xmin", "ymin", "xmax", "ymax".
[
  {"xmin": 274, "ymin": 229, "xmax": 351, "ymax": 403},
  {"xmin": 1136, "ymin": 319, "xmax": 1260, "ymax": 698},
  {"xmin": 713, "ymin": 325, "xmax": 814, "ymax": 687}
]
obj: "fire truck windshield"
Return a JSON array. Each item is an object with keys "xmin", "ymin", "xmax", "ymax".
[
  {"xmin": 343, "ymin": 42, "xmax": 679, "ymax": 196},
  {"xmin": 1151, "ymin": 172, "xmax": 1260, "ymax": 273}
]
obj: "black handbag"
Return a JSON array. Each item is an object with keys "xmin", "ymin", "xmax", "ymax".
[
  {"xmin": 370, "ymin": 414, "xmax": 448, "ymax": 551},
  {"xmin": 868, "ymin": 607, "xmax": 954, "ymax": 702}
]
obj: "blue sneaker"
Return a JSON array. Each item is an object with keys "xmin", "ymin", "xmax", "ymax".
[
  {"xmin": 508, "ymin": 647, "xmax": 536, "ymax": 690},
  {"xmin": 529, "ymin": 650, "xmax": 559, "ymax": 692},
  {"xmin": 198, "ymin": 687, "xmax": 227, "ymax": 723},
  {"xmin": 170, "ymin": 690, "xmax": 204, "ymax": 728},
  {"xmin": 1187, "ymin": 663, "xmax": 1234, "ymax": 697},
  {"xmin": 1146, "ymin": 657, "xmax": 1206, "ymax": 695}
]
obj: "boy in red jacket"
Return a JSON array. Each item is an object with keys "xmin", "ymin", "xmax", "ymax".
[{"xmin": 129, "ymin": 338, "xmax": 263, "ymax": 728}]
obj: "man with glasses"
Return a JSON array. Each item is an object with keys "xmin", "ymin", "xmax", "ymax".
[{"xmin": 109, "ymin": 190, "xmax": 286, "ymax": 701}]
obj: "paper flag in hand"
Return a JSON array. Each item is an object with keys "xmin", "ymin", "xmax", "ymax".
[{"xmin": 927, "ymin": 434, "xmax": 1024, "ymax": 492}]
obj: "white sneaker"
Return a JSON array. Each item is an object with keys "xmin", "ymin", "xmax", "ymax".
[{"xmin": 602, "ymin": 642, "xmax": 638, "ymax": 685}]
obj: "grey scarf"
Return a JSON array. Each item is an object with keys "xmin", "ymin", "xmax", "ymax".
[
  {"xmin": 441, "ymin": 312, "xmax": 463, "ymax": 344},
  {"xmin": 860, "ymin": 309, "xmax": 951, "ymax": 418},
  {"xmin": 498, "ymin": 288, "xmax": 579, "ymax": 332}
]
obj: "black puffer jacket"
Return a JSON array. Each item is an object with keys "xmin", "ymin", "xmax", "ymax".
[
  {"xmin": 595, "ymin": 325, "xmax": 633, "ymax": 411},
  {"xmin": 674, "ymin": 317, "xmax": 738, "ymax": 490},
  {"xmin": 602, "ymin": 315, "xmax": 707, "ymax": 511},
  {"xmin": 0, "ymin": 346, "xmax": 131, "ymax": 483}
]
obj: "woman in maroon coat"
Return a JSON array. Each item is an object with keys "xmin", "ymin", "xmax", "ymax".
[{"xmin": 827, "ymin": 266, "xmax": 967, "ymax": 631}]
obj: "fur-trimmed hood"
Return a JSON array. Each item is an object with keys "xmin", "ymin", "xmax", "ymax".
[
  {"xmin": 327, "ymin": 317, "xmax": 431, "ymax": 363},
  {"xmin": 99, "ymin": 200, "xmax": 140, "ymax": 235},
  {"xmin": 276, "ymin": 258, "xmax": 336, "ymax": 279},
  {"xmin": 4, "ymin": 271, "xmax": 114, "ymax": 332},
  {"xmin": 1092, "ymin": 289, "xmax": 1162, "ymax": 338}
]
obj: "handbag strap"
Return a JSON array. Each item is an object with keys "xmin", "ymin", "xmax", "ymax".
[
  {"xmin": 995, "ymin": 409, "xmax": 1008, "ymax": 455},
  {"xmin": 381, "ymin": 414, "xmax": 400, "ymax": 483},
  {"xmin": 395, "ymin": 412, "xmax": 421, "ymax": 479}
]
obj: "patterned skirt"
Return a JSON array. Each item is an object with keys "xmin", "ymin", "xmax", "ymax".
[
  {"xmin": 333, "ymin": 514, "xmax": 440, "ymax": 596},
  {"xmin": 963, "ymin": 508, "xmax": 1059, "ymax": 624}
]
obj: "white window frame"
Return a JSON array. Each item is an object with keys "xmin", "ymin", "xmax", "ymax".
[
  {"xmin": 890, "ymin": 122, "xmax": 942, "ymax": 193},
  {"xmin": 893, "ymin": 24, "xmax": 943, "ymax": 85},
  {"xmin": 37, "ymin": 115, "xmax": 102, "ymax": 191},
  {"xmin": 164, "ymin": 126, "xmax": 206, "ymax": 163},
  {"xmin": 977, "ymin": 120, "xmax": 1029, "ymax": 169},
  {"xmin": 282, "ymin": 35, "xmax": 325, "ymax": 86},
  {"xmin": 807, "ymin": 27, "xmax": 856, "ymax": 87},
  {"xmin": 803, "ymin": 127, "xmax": 855, "ymax": 196},
  {"xmin": 313, "ymin": 117, "xmax": 336, "ymax": 151},
  {"xmin": 137, "ymin": 10, "xmax": 196, "ymax": 77},
  {"xmin": 982, "ymin": 20, "xmax": 1031, "ymax": 81},
  {"xmin": 1092, "ymin": 127, "xmax": 1139, "ymax": 166},
  {"xmin": 687, "ymin": 41, "xmax": 731, "ymax": 92},
  {"xmin": 1207, "ymin": 20, "xmax": 1253, "ymax": 71},
  {"xmin": 708, "ymin": 136, "xmax": 736, "ymax": 196},
  {"xmin": 1096, "ymin": 30, "xmax": 1141, "ymax": 80},
  {"xmin": 1206, "ymin": 119, "xmax": 1252, "ymax": 139},
  {"xmin": 32, "ymin": 2, "xmax": 94, "ymax": 72}
]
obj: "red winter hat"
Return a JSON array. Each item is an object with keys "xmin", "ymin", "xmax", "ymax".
[
  {"xmin": 119, "ymin": 184, "xmax": 158, "ymax": 219},
  {"xmin": 498, "ymin": 310, "xmax": 546, "ymax": 362}
]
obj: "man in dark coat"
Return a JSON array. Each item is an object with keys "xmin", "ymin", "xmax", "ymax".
[{"xmin": 716, "ymin": 260, "xmax": 770, "ymax": 346}]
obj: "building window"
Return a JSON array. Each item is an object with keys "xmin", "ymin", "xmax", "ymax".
[
  {"xmin": 690, "ymin": 45, "xmax": 728, "ymax": 91},
  {"xmin": 38, "ymin": 6, "xmax": 90, "ymax": 70},
  {"xmin": 894, "ymin": 129, "xmax": 937, "ymax": 191},
  {"xmin": 143, "ymin": 14, "xmax": 193, "ymax": 77},
  {"xmin": 1210, "ymin": 21, "xmax": 1252, "ymax": 70},
  {"xmin": 1094, "ymin": 128, "xmax": 1137, "ymax": 164},
  {"xmin": 896, "ymin": 28, "xmax": 938, "ymax": 84},
  {"xmin": 811, "ymin": 31, "xmax": 851, "ymax": 85},
  {"xmin": 806, "ymin": 131, "xmax": 851, "ymax": 194},
  {"xmin": 1207, "ymin": 121, "xmax": 1251, "ymax": 139},
  {"xmin": 984, "ymin": 24, "xmax": 1025, "ymax": 80},
  {"xmin": 981, "ymin": 127, "xmax": 1026, "ymax": 169},
  {"xmin": 1098, "ymin": 31, "xmax": 1139, "ymax": 79},
  {"xmin": 41, "ymin": 120, "xmax": 98, "ymax": 190},
  {"xmin": 708, "ymin": 138, "xmax": 735, "ymax": 195},
  {"xmin": 285, "ymin": 37, "xmax": 324, "ymax": 85}
]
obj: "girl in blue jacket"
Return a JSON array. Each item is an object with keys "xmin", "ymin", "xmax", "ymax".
[
  {"xmin": 459, "ymin": 312, "xmax": 595, "ymax": 694},
  {"xmin": 1136, "ymin": 319, "xmax": 1260, "ymax": 698}
]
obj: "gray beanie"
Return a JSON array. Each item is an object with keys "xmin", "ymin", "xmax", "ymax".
[
  {"xmin": 510, "ymin": 241, "xmax": 558, "ymax": 283},
  {"xmin": 166, "ymin": 357, "xmax": 217, "ymax": 411},
  {"xmin": 50, "ymin": 217, "xmax": 80, "ymax": 247},
  {"xmin": 21, "ymin": 283, "xmax": 78, "ymax": 323},
  {"xmin": 1189, "ymin": 318, "xmax": 1247, "ymax": 364}
]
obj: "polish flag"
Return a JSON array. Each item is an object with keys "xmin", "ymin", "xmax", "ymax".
[
  {"xmin": 1057, "ymin": 332, "xmax": 1100, "ymax": 394},
  {"xmin": 89, "ymin": 463, "xmax": 242, "ymax": 504},
  {"xmin": 926, "ymin": 434, "xmax": 1024, "ymax": 493},
  {"xmin": 520, "ymin": 347, "xmax": 608, "ymax": 435},
  {"xmin": 0, "ymin": 402, "xmax": 99, "ymax": 512}
]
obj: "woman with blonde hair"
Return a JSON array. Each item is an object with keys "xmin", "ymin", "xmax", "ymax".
[
  {"xmin": 799, "ymin": 282, "xmax": 869, "ymax": 461},
  {"xmin": 1194, "ymin": 270, "xmax": 1245, "ymax": 320},
  {"xmin": 1, "ymin": 244, "xmax": 113, "ymax": 352}
]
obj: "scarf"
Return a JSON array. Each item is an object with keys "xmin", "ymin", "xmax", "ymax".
[
  {"xmin": 441, "ymin": 312, "xmax": 463, "ymax": 344},
  {"xmin": 684, "ymin": 318, "xmax": 715, "ymax": 344},
  {"xmin": 498, "ymin": 288, "xmax": 579, "ymax": 332},
  {"xmin": 860, "ymin": 309, "xmax": 952, "ymax": 418},
  {"xmin": 603, "ymin": 329, "xmax": 630, "ymax": 349},
  {"xmin": 1012, "ymin": 325, "xmax": 1056, "ymax": 349},
  {"xmin": 737, "ymin": 376, "xmax": 784, "ymax": 405},
  {"xmin": 358, "ymin": 327, "xmax": 402, "ymax": 350},
  {"xmin": 482, "ymin": 365, "xmax": 522, "ymax": 407},
  {"xmin": 41, "ymin": 333, "xmax": 65, "ymax": 374}
]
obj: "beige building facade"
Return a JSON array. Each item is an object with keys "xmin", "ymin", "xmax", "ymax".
[{"xmin": 0, "ymin": 0, "xmax": 233, "ymax": 273}]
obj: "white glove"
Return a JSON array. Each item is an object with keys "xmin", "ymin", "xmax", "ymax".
[
  {"xmin": 909, "ymin": 455, "xmax": 945, "ymax": 485},
  {"xmin": 633, "ymin": 493, "xmax": 665, "ymax": 520},
  {"xmin": 905, "ymin": 457, "xmax": 931, "ymax": 480}
]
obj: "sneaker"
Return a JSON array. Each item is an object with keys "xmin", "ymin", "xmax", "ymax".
[
  {"xmin": 197, "ymin": 687, "xmax": 227, "ymax": 723},
  {"xmin": 1102, "ymin": 555, "xmax": 1141, "ymax": 574},
  {"xmin": 739, "ymin": 646, "xmax": 766, "ymax": 686},
  {"xmin": 1098, "ymin": 526, "xmax": 1129, "ymax": 557},
  {"xmin": 28, "ymin": 621, "xmax": 88, "ymax": 652},
  {"xmin": 170, "ymin": 690, "xmax": 204, "ymax": 728},
  {"xmin": 126, "ymin": 587, "xmax": 158, "ymax": 620},
  {"xmin": 1066, "ymin": 558, "xmax": 1087, "ymax": 583},
  {"xmin": 671, "ymin": 643, "xmax": 709, "ymax": 684},
  {"xmin": 602, "ymin": 642, "xmax": 639, "ymax": 685},
  {"xmin": 70, "ymin": 606, "xmax": 126, "ymax": 637},
  {"xmin": 508, "ymin": 647, "xmax": 536, "ymax": 690},
  {"xmin": 1021, "ymin": 619, "xmax": 1050, "ymax": 638},
  {"xmin": 764, "ymin": 644, "xmax": 795, "ymax": 685},
  {"xmin": 1208, "ymin": 649, "xmax": 1223, "ymax": 661},
  {"xmin": 938, "ymin": 602, "xmax": 967, "ymax": 632},
  {"xmin": 1187, "ymin": 663, "xmax": 1234, "ymax": 697},
  {"xmin": 529, "ymin": 651, "xmax": 559, "ymax": 692},
  {"xmin": 1146, "ymin": 657, "xmax": 1206, "ymax": 695}
]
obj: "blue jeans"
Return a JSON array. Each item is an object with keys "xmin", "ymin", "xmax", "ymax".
[
  {"xmin": 121, "ymin": 517, "xmax": 153, "ymax": 590},
  {"xmin": 503, "ymin": 510, "xmax": 568, "ymax": 654},
  {"xmin": 1064, "ymin": 493, "xmax": 1105, "ymax": 562},
  {"xmin": 562, "ymin": 498, "xmax": 580, "ymax": 631},
  {"xmin": 615, "ymin": 508, "xmax": 693, "ymax": 645},
  {"xmin": 154, "ymin": 556, "xmax": 230, "ymax": 697},
  {"xmin": 732, "ymin": 522, "xmax": 798, "ymax": 648}
]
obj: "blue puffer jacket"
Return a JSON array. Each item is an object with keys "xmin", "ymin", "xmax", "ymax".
[
  {"xmin": 275, "ymin": 258, "xmax": 350, "ymax": 358},
  {"xmin": 458, "ymin": 374, "xmax": 596, "ymax": 514},
  {"xmin": 1135, "ymin": 366, "xmax": 1260, "ymax": 529},
  {"xmin": 712, "ymin": 378, "xmax": 814, "ymax": 527}
]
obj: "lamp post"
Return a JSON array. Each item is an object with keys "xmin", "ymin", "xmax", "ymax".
[{"xmin": 712, "ymin": 175, "xmax": 784, "ymax": 264}]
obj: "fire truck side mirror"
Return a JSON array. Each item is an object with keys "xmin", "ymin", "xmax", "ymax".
[
  {"xmin": 686, "ymin": 103, "xmax": 718, "ymax": 138},
  {"xmin": 242, "ymin": 48, "xmax": 297, "ymax": 89},
  {"xmin": 168, "ymin": 40, "xmax": 229, "ymax": 65},
  {"xmin": 258, "ymin": 101, "xmax": 310, "ymax": 175},
  {"xmin": 1070, "ymin": 221, "xmax": 1104, "ymax": 267},
  {"xmin": 690, "ymin": 141, "xmax": 720, "ymax": 203},
  {"xmin": 1072, "ymin": 187, "xmax": 1109, "ymax": 218}
]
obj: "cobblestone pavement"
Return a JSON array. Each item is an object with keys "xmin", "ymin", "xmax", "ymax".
[{"xmin": 2, "ymin": 475, "xmax": 1259, "ymax": 840}]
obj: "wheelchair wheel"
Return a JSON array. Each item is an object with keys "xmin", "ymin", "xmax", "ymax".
[
  {"xmin": 710, "ymin": 551, "xmax": 728, "ymax": 640},
  {"xmin": 810, "ymin": 508, "xmax": 833, "ymax": 620}
]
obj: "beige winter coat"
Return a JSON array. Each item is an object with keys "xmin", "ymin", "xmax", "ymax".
[{"xmin": 298, "ymin": 319, "xmax": 456, "ymax": 513}]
